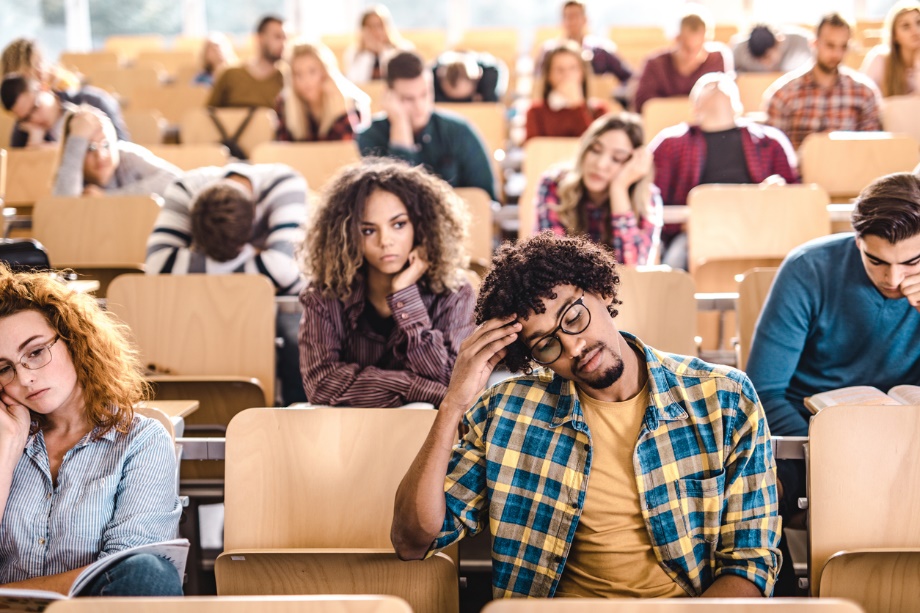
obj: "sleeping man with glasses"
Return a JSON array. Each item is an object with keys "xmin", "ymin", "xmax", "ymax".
[
  {"xmin": 52, "ymin": 106, "xmax": 180, "ymax": 198},
  {"xmin": 392, "ymin": 231, "xmax": 782, "ymax": 599}
]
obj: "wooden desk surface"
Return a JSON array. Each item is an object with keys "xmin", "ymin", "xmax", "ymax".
[{"xmin": 135, "ymin": 399, "xmax": 200, "ymax": 419}]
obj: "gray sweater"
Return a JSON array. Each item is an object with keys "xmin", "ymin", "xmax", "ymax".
[{"xmin": 52, "ymin": 136, "xmax": 181, "ymax": 198}]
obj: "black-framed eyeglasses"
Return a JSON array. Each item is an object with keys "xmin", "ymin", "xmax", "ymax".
[
  {"xmin": 528, "ymin": 293, "xmax": 591, "ymax": 365},
  {"xmin": 0, "ymin": 335, "xmax": 60, "ymax": 386}
]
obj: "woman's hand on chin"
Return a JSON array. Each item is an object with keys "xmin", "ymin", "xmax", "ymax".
[{"xmin": 391, "ymin": 246, "xmax": 430, "ymax": 293}]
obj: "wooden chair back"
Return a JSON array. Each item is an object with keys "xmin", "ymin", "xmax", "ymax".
[
  {"xmin": 483, "ymin": 599, "xmax": 864, "ymax": 612},
  {"xmin": 880, "ymin": 95, "xmax": 920, "ymax": 144},
  {"xmin": 5, "ymin": 147, "xmax": 58, "ymax": 207},
  {"xmin": 0, "ymin": 114, "xmax": 13, "ymax": 149},
  {"xmin": 736, "ymin": 72, "xmax": 783, "ymax": 114},
  {"xmin": 641, "ymin": 96, "xmax": 693, "ymax": 144},
  {"xmin": 799, "ymin": 132, "xmax": 920, "ymax": 202},
  {"xmin": 0, "ymin": 148, "xmax": 7, "ymax": 201},
  {"xmin": 217, "ymin": 407, "xmax": 458, "ymax": 613},
  {"xmin": 132, "ymin": 84, "xmax": 211, "ymax": 126},
  {"xmin": 402, "ymin": 29, "xmax": 447, "ymax": 61},
  {"xmin": 454, "ymin": 187, "xmax": 494, "ymax": 270},
  {"xmin": 146, "ymin": 143, "xmax": 230, "ymax": 171},
  {"xmin": 713, "ymin": 24, "xmax": 739, "ymax": 44},
  {"xmin": 735, "ymin": 268, "xmax": 779, "ymax": 371},
  {"xmin": 33, "ymin": 195, "xmax": 162, "ymax": 297},
  {"xmin": 180, "ymin": 107, "xmax": 277, "ymax": 158},
  {"xmin": 616, "ymin": 267, "xmax": 697, "ymax": 356},
  {"xmin": 359, "ymin": 80, "xmax": 388, "ymax": 114},
  {"xmin": 135, "ymin": 50, "xmax": 198, "ymax": 78},
  {"xmin": 608, "ymin": 26, "xmax": 669, "ymax": 47},
  {"xmin": 106, "ymin": 274, "xmax": 276, "ymax": 405},
  {"xmin": 91, "ymin": 66, "xmax": 164, "ymax": 104},
  {"xmin": 223, "ymin": 407, "xmax": 437, "ymax": 549},
  {"xmin": 46, "ymin": 596, "xmax": 413, "ymax": 613},
  {"xmin": 820, "ymin": 549, "xmax": 920, "ymax": 613},
  {"xmin": 134, "ymin": 405, "xmax": 175, "ymax": 441},
  {"xmin": 519, "ymin": 136, "xmax": 580, "ymax": 238},
  {"xmin": 250, "ymin": 141, "xmax": 360, "ymax": 192},
  {"xmin": 59, "ymin": 51, "xmax": 120, "ymax": 79},
  {"xmin": 435, "ymin": 102, "xmax": 506, "ymax": 161},
  {"xmin": 808, "ymin": 405, "xmax": 920, "ymax": 593},
  {"xmin": 456, "ymin": 28, "xmax": 520, "ymax": 74},
  {"xmin": 104, "ymin": 34, "xmax": 165, "ymax": 60},
  {"xmin": 686, "ymin": 184, "xmax": 830, "ymax": 293},
  {"xmin": 123, "ymin": 110, "xmax": 165, "ymax": 145},
  {"xmin": 33, "ymin": 195, "xmax": 160, "ymax": 267}
]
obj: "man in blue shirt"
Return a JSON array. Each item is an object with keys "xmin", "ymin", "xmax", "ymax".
[
  {"xmin": 747, "ymin": 172, "xmax": 920, "ymax": 591},
  {"xmin": 357, "ymin": 51, "xmax": 497, "ymax": 200}
]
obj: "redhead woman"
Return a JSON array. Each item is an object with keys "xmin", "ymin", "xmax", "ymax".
[
  {"xmin": 0, "ymin": 266, "xmax": 182, "ymax": 596},
  {"xmin": 534, "ymin": 112, "xmax": 661, "ymax": 265}
]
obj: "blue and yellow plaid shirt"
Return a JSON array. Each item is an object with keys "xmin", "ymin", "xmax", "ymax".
[{"xmin": 428, "ymin": 333, "xmax": 781, "ymax": 598}]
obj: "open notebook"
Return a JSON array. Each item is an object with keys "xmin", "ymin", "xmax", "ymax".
[
  {"xmin": 0, "ymin": 539, "xmax": 188, "ymax": 611},
  {"xmin": 804, "ymin": 385, "xmax": 920, "ymax": 414}
]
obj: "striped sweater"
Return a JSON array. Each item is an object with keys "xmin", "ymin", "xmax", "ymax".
[{"xmin": 145, "ymin": 163, "xmax": 307, "ymax": 295}]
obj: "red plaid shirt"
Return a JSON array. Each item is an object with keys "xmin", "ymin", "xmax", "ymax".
[
  {"xmin": 765, "ymin": 64, "xmax": 882, "ymax": 149},
  {"xmin": 274, "ymin": 96, "xmax": 359, "ymax": 142},
  {"xmin": 535, "ymin": 169, "xmax": 662, "ymax": 265},
  {"xmin": 648, "ymin": 121, "xmax": 800, "ymax": 237}
]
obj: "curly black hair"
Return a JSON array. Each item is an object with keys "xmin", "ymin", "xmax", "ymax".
[{"xmin": 475, "ymin": 231, "xmax": 621, "ymax": 373}]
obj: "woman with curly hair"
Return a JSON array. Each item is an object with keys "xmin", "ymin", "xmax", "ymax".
[
  {"xmin": 535, "ymin": 112, "xmax": 661, "ymax": 266},
  {"xmin": 298, "ymin": 159, "xmax": 475, "ymax": 407},
  {"xmin": 0, "ymin": 265, "xmax": 182, "ymax": 596}
]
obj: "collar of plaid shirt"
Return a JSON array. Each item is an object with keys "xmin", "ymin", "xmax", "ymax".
[{"xmin": 431, "ymin": 332, "xmax": 781, "ymax": 599}]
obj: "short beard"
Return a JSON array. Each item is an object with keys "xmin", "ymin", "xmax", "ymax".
[
  {"xmin": 262, "ymin": 48, "xmax": 282, "ymax": 64},
  {"xmin": 815, "ymin": 60, "xmax": 839, "ymax": 75},
  {"xmin": 575, "ymin": 342, "xmax": 624, "ymax": 389}
]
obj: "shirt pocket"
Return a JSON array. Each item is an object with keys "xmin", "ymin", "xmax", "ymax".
[
  {"xmin": 676, "ymin": 471, "xmax": 726, "ymax": 545},
  {"xmin": 72, "ymin": 474, "xmax": 120, "ymax": 539}
]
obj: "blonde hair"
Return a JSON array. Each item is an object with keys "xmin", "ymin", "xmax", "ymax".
[
  {"xmin": 882, "ymin": 1, "xmax": 920, "ymax": 96},
  {"xmin": 283, "ymin": 41, "xmax": 368, "ymax": 140},
  {"xmin": 0, "ymin": 264, "xmax": 148, "ymax": 435},
  {"xmin": 2, "ymin": 38, "xmax": 79, "ymax": 91},
  {"xmin": 553, "ymin": 112, "xmax": 653, "ymax": 240},
  {"xmin": 199, "ymin": 32, "xmax": 238, "ymax": 77},
  {"xmin": 358, "ymin": 5, "xmax": 409, "ymax": 52},
  {"xmin": 301, "ymin": 159, "xmax": 469, "ymax": 299}
]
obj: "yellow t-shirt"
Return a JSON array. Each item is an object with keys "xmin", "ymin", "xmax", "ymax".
[{"xmin": 555, "ymin": 382, "xmax": 688, "ymax": 598}]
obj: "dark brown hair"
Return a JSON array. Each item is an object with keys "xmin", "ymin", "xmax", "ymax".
[
  {"xmin": 816, "ymin": 12, "xmax": 852, "ymax": 37},
  {"xmin": 475, "ymin": 232, "xmax": 621, "ymax": 373},
  {"xmin": 386, "ymin": 51, "xmax": 425, "ymax": 87},
  {"xmin": 190, "ymin": 181, "xmax": 255, "ymax": 262},
  {"xmin": 540, "ymin": 41, "xmax": 589, "ymax": 105},
  {"xmin": 852, "ymin": 173, "xmax": 920, "ymax": 242}
]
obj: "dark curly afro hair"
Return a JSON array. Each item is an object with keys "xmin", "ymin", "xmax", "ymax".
[{"xmin": 475, "ymin": 231, "xmax": 621, "ymax": 373}]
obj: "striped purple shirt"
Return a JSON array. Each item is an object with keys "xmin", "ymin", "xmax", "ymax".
[{"xmin": 298, "ymin": 279, "xmax": 475, "ymax": 407}]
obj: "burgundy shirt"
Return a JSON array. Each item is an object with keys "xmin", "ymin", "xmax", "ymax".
[
  {"xmin": 525, "ymin": 100, "xmax": 608, "ymax": 141},
  {"xmin": 634, "ymin": 44, "xmax": 731, "ymax": 112},
  {"xmin": 299, "ymin": 279, "xmax": 475, "ymax": 407}
]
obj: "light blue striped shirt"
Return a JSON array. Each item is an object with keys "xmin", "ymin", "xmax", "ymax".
[{"xmin": 0, "ymin": 415, "xmax": 181, "ymax": 583}]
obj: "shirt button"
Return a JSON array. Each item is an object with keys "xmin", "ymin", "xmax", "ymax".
[
  {"xmin": 38, "ymin": 538, "xmax": 45, "ymax": 545},
  {"xmin": 583, "ymin": 444, "xmax": 590, "ymax": 451},
  {"xmin": 571, "ymin": 501, "xmax": 579, "ymax": 509},
  {"xmin": 396, "ymin": 301, "xmax": 404, "ymax": 308},
  {"xmin": 555, "ymin": 555, "xmax": 564, "ymax": 563},
  {"xmin": 401, "ymin": 313, "xmax": 408, "ymax": 320},
  {"xmin": 46, "ymin": 493, "xmax": 52, "ymax": 500}
]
